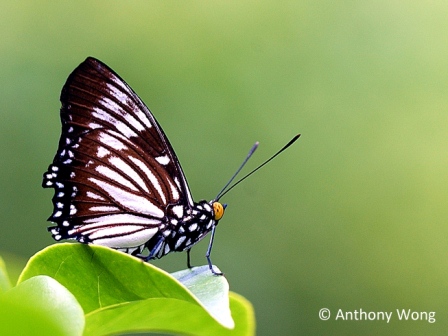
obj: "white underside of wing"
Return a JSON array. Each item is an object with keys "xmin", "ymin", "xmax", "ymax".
[
  {"xmin": 88, "ymin": 177, "xmax": 164, "ymax": 218},
  {"xmin": 82, "ymin": 214, "xmax": 160, "ymax": 226},
  {"xmin": 107, "ymin": 156, "xmax": 150, "ymax": 193},
  {"xmin": 69, "ymin": 213, "xmax": 162, "ymax": 248},
  {"xmin": 91, "ymin": 226, "xmax": 158, "ymax": 248},
  {"xmin": 95, "ymin": 165, "xmax": 138, "ymax": 191},
  {"xmin": 128, "ymin": 155, "xmax": 167, "ymax": 204},
  {"xmin": 97, "ymin": 131, "xmax": 129, "ymax": 151}
]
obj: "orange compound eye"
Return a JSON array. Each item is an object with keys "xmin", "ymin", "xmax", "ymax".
[{"xmin": 213, "ymin": 202, "xmax": 225, "ymax": 221}]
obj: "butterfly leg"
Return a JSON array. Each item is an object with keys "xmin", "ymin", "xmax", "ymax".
[
  {"xmin": 206, "ymin": 226, "xmax": 224, "ymax": 276},
  {"xmin": 137, "ymin": 236, "xmax": 165, "ymax": 261},
  {"xmin": 147, "ymin": 237, "xmax": 165, "ymax": 260},
  {"xmin": 186, "ymin": 249, "xmax": 193, "ymax": 269}
]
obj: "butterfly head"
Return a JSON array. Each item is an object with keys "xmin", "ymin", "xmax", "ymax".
[{"xmin": 212, "ymin": 202, "xmax": 226, "ymax": 221}]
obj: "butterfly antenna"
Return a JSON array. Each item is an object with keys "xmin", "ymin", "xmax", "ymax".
[
  {"xmin": 216, "ymin": 134, "xmax": 301, "ymax": 201},
  {"xmin": 215, "ymin": 141, "xmax": 259, "ymax": 201}
]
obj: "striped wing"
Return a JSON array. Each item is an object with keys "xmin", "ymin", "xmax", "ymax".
[{"xmin": 42, "ymin": 57, "xmax": 193, "ymax": 249}]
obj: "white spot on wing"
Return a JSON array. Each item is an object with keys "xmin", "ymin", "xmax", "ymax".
[
  {"xmin": 86, "ymin": 191, "xmax": 105, "ymax": 201},
  {"xmin": 156, "ymin": 155, "xmax": 170, "ymax": 165},
  {"xmin": 171, "ymin": 205, "xmax": 184, "ymax": 219},
  {"xmin": 89, "ymin": 206, "xmax": 119, "ymax": 212},
  {"xmin": 88, "ymin": 122, "xmax": 102, "ymax": 129},
  {"xmin": 97, "ymin": 147, "xmax": 110, "ymax": 158}
]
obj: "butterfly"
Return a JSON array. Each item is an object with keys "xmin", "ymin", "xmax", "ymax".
[{"xmin": 42, "ymin": 57, "xmax": 300, "ymax": 275}]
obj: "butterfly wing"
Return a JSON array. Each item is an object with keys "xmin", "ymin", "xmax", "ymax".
[{"xmin": 42, "ymin": 57, "xmax": 193, "ymax": 250}]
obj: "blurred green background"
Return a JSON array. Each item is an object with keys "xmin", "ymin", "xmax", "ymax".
[{"xmin": 1, "ymin": 1, "xmax": 448, "ymax": 335}]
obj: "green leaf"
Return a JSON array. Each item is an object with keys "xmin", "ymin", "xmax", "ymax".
[
  {"xmin": 172, "ymin": 266, "xmax": 234, "ymax": 328},
  {"xmin": 19, "ymin": 243, "xmax": 197, "ymax": 313},
  {"xmin": 0, "ymin": 256, "xmax": 12, "ymax": 292},
  {"xmin": 19, "ymin": 243, "xmax": 255, "ymax": 336},
  {"xmin": 0, "ymin": 275, "xmax": 84, "ymax": 336},
  {"xmin": 228, "ymin": 292, "xmax": 256, "ymax": 336},
  {"xmin": 85, "ymin": 293, "xmax": 254, "ymax": 336}
]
